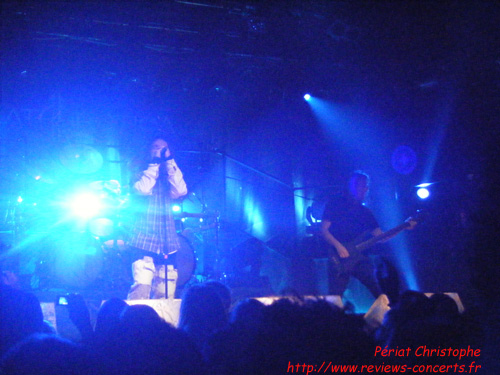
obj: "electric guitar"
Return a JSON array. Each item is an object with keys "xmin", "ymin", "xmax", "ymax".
[{"xmin": 330, "ymin": 211, "xmax": 422, "ymax": 270}]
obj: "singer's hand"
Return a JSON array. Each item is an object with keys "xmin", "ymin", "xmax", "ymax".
[
  {"xmin": 161, "ymin": 147, "xmax": 171, "ymax": 159},
  {"xmin": 151, "ymin": 146, "xmax": 172, "ymax": 164}
]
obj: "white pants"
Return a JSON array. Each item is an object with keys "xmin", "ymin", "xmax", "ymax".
[{"xmin": 127, "ymin": 256, "xmax": 166, "ymax": 299}]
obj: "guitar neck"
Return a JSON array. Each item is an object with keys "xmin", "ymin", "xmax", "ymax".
[{"xmin": 355, "ymin": 222, "xmax": 410, "ymax": 252}]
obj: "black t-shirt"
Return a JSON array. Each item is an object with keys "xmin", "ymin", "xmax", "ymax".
[{"xmin": 322, "ymin": 194, "xmax": 379, "ymax": 245}]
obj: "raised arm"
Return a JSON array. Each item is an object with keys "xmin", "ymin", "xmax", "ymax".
[
  {"xmin": 133, "ymin": 163, "xmax": 160, "ymax": 195},
  {"xmin": 133, "ymin": 140, "xmax": 187, "ymax": 198},
  {"xmin": 165, "ymin": 159, "xmax": 187, "ymax": 199}
]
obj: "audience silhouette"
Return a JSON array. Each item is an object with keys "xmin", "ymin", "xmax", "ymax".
[{"xmin": 0, "ymin": 280, "xmax": 494, "ymax": 374}]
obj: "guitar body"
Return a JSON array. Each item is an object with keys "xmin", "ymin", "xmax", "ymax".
[
  {"xmin": 329, "ymin": 211, "xmax": 422, "ymax": 273},
  {"xmin": 330, "ymin": 236, "xmax": 374, "ymax": 274}
]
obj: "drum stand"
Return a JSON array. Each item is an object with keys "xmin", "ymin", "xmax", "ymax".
[{"xmin": 211, "ymin": 213, "xmax": 224, "ymax": 282}]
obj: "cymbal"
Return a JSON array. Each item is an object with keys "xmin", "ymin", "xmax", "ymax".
[
  {"xmin": 180, "ymin": 223, "xmax": 217, "ymax": 235},
  {"xmin": 102, "ymin": 239, "xmax": 126, "ymax": 250},
  {"xmin": 89, "ymin": 180, "xmax": 121, "ymax": 195},
  {"xmin": 173, "ymin": 212, "xmax": 219, "ymax": 219},
  {"xmin": 59, "ymin": 144, "xmax": 103, "ymax": 174}
]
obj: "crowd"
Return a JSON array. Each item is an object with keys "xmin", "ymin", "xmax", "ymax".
[{"xmin": 0, "ymin": 280, "xmax": 497, "ymax": 375}]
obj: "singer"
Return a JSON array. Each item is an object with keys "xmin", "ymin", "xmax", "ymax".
[{"xmin": 126, "ymin": 136, "xmax": 188, "ymax": 299}]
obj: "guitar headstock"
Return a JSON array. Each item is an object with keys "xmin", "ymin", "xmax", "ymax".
[{"xmin": 405, "ymin": 210, "xmax": 425, "ymax": 229}]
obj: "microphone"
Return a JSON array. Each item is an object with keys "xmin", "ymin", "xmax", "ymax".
[
  {"xmin": 159, "ymin": 147, "xmax": 174, "ymax": 162},
  {"xmin": 151, "ymin": 148, "xmax": 173, "ymax": 164}
]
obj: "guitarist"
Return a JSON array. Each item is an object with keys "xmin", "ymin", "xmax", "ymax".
[
  {"xmin": 126, "ymin": 135, "xmax": 188, "ymax": 299},
  {"xmin": 320, "ymin": 171, "xmax": 395, "ymax": 299}
]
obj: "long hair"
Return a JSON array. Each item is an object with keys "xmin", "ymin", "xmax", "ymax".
[{"xmin": 128, "ymin": 133, "xmax": 172, "ymax": 180}]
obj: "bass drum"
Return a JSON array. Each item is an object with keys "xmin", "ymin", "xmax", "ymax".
[{"xmin": 175, "ymin": 234, "xmax": 196, "ymax": 287}]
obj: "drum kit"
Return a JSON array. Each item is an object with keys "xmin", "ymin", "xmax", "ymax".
[
  {"xmin": 83, "ymin": 178, "xmax": 222, "ymax": 290},
  {"xmin": 1, "ymin": 144, "xmax": 222, "ymax": 291}
]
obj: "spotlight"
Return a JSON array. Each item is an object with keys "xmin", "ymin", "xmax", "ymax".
[
  {"xmin": 415, "ymin": 183, "xmax": 433, "ymax": 188},
  {"xmin": 303, "ymin": 93, "xmax": 311, "ymax": 101},
  {"xmin": 69, "ymin": 193, "xmax": 102, "ymax": 218},
  {"xmin": 17, "ymin": 196, "xmax": 23, "ymax": 203},
  {"xmin": 417, "ymin": 188, "xmax": 430, "ymax": 200},
  {"xmin": 172, "ymin": 204, "xmax": 181, "ymax": 212}
]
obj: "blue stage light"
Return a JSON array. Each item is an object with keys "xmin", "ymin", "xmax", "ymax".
[
  {"xmin": 417, "ymin": 187, "xmax": 430, "ymax": 199},
  {"xmin": 415, "ymin": 182, "xmax": 433, "ymax": 188},
  {"xmin": 172, "ymin": 204, "xmax": 181, "ymax": 212},
  {"xmin": 303, "ymin": 93, "xmax": 311, "ymax": 101}
]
